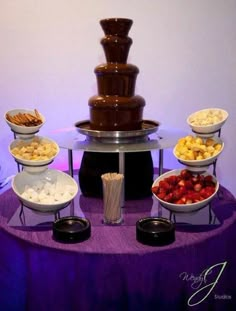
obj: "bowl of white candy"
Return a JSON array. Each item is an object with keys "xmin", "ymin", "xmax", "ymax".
[
  {"xmin": 12, "ymin": 169, "xmax": 78, "ymax": 213},
  {"xmin": 187, "ymin": 108, "xmax": 228, "ymax": 135}
]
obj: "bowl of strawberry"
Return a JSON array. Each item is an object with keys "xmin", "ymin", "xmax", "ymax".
[{"xmin": 152, "ymin": 169, "xmax": 219, "ymax": 213}]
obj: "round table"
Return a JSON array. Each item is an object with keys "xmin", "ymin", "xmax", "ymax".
[{"xmin": 0, "ymin": 185, "xmax": 236, "ymax": 311}]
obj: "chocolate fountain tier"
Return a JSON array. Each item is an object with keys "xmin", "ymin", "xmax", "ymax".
[
  {"xmin": 100, "ymin": 18, "xmax": 133, "ymax": 36},
  {"xmin": 101, "ymin": 35, "xmax": 132, "ymax": 63},
  {"xmin": 95, "ymin": 63, "xmax": 139, "ymax": 96},
  {"xmin": 89, "ymin": 95, "xmax": 145, "ymax": 131}
]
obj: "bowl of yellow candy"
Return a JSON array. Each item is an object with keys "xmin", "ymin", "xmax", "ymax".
[
  {"xmin": 187, "ymin": 108, "xmax": 228, "ymax": 136},
  {"xmin": 9, "ymin": 136, "xmax": 60, "ymax": 172},
  {"xmin": 173, "ymin": 135, "xmax": 224, "ymax": 172}
]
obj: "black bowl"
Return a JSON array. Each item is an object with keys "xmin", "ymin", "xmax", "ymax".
[
  {"xmin": 136, "ymin": 217, "xmax": 175, "ymax": 246},
  {"xmin": 53, "ymin": 216, "xmax": 91, "ymax": 243}
]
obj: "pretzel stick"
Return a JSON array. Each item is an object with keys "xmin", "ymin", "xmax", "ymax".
[
  {"xmin": 34, "ymin": 109, "xmax": 42, "ymax": 122},
  {"xmin": 18, "ymin": 113, "xmax": 28, "ymax": 124},
  {"xmin": 6, "ymin": 114, "xmax": 19, "ymax": 124},
  {"xmin": 15, "ymin": 114, "xmax": 24, "ymax": 124}
]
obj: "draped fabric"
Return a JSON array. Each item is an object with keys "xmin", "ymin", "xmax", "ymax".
[{"xmin": 0, "ymin": 186, "xmax": 235, "ymax": 311}]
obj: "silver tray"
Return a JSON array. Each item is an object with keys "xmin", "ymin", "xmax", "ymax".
[{"xmin": 74, "ymin": 120, "xmax": 160, "ymax": 144}]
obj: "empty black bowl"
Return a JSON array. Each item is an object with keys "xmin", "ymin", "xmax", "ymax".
[
  {"xmin": 53, "ymin": 216, "xmax": 91, "ymax": 243},
  {"xmin": 136, "ymin": 217, "xmax": 175, "ymax": 246}
]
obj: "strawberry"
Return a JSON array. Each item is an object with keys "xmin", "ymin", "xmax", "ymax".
[
  {"xmin": 204, "ymin": 175, "xmax": 215, "ymax": 187},
  {"xmin": 172, "ymin": 188, "xmax": 185, "ymax": 200},
  {"xmin": 186, "ymin": 198, "xmax": 193, "ymax": 204},
  {"xmin": 164, "ymin": 193, "xmax": 174, "ymax": 203},
  {"xmin": 186, "ymin": 193, "xmax": 196, "ymax": 203},
  {"xmin": 180, "ymin": 196, "xmax": 187, "ymax": 204},
  {"xmin": 180, "ymin": 186, "xmax": 187, "ymax": 194},
  {"xmin": 175, "ymin": 198, "xmax": 186, "ymax": 204},
  {"xmin": 204, "ymin": 186, "xmax": 215, "ymax": 196},
  {"xmin": 204, "ymin": 175, "xmax": 213, "ymax": 183},
  {"xmin": 157, "ymin": 192, "xmax": 166, "ymax": 200},
  {"xmin": 198, "ymin": 175, "xmax": 205, "ymax": 183},
  {"xmin": 159, "ymin": 180, "xmax": 171, "ymax": 191},
  {"xmin": 185, "ymin": 180, "xmax": 194, "ymax": 190},
  {"xmin": 191, "ymin": 176, "xmax": 198, "ymax": 183},
  {"xmin": 194, "ymin": 183, "xmax": 202, "ymax": 192},
  {"xmin": 180, "ymin": 169, "xmax": 192, "ymax": 180},
  {"xmin": 151, "ymin": 186, "xmax": 159, "ymax": 194},
  {"xmin": 199, "ymin": 187, "xmax": 215, "ymax": 199},
  {"xmin": 178, "ymin": 179, "xmax": 186, "ymax": 187},
  {"xmin": 167, "ymin": 175, "xmax": 179, "ymax": 185},
  {"xmin": 188, "ymin": 192, "xmax": 202, "ymax": 202}
]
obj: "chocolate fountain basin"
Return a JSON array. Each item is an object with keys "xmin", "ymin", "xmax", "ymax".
[{"xmin": 75, "ymin": 119, "xmax": 160, "ymax": 144}]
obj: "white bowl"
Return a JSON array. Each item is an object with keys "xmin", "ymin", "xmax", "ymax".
[
  {"xmin": 9, "ymin": 135, "xmax": 60, "ymax": 169},
  {"xmin": 4, "ymin": 108, "xmax": 45, "ymax": 138},
  {"xmin": 187, "ymin": 108, "xmax": 228, "ymax": 135},
  {"xmin": 173, "ymin": 136, "xmax": 224, "ymax": 172},
  {"xmin": 152, "ymin": 169, "xmax": 219, "ymax": 213},
  {"xmin": 12, "ymin": 169, "xmax": 78, "ymax": 213}
]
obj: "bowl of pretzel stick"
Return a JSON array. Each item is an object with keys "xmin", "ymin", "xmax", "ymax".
[{"xmin": 4, "ymin": 108, "xmax": 45, "ymax": 138}]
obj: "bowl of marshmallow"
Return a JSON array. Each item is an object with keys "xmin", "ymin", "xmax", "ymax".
[{"xmin": 12, "ymin": 169, "xmax": 78, "ymax": 213}]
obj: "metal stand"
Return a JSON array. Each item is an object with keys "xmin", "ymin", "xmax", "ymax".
[
  {"xmin": 158, "ymin": 149, "xmax": 164, "ymax": 176},
  {"xmin": 19, "ymin": 202, "xmax": 61, "ymax": 226},
  {"xmin": 68, "ymin": 149, "xmax": 74, "ymax": 177},
  {"xmin": 61, "ymin": 128, "xmax": 185, "ymax": 179},
  {"xmin": 13, "ymin": 132, "xmax": 21, "ymax": 173},
  {"xmin": 168, "ymin": 202, "xmax": 218, "ymax": 226}
]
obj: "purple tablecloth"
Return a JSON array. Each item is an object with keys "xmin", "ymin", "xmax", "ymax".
[{"xmin": 0, "ymin": 185, "xmax": 236, "ymax": 311}]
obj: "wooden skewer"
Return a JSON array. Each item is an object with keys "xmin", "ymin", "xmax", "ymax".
[{"xmin": 101, "ymin": 173, "xmax": 124, "ymax": 223}]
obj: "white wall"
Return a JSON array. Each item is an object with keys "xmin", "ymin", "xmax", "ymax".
[{"xmin": 1, "ymin": 0, "xmax": 235, "ymax": 196}]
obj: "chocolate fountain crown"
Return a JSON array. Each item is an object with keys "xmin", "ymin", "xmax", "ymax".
[
  {"xmin": 100, "ymin": 18, "xmax": 133, "ymax": 36},
  {"xmin": 89, "ymin": 18, "xmax": 145, "ymax": 131}
]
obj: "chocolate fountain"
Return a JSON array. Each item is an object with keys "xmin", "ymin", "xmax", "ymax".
[
  {"xmin": 77, "ymin": 18, "xmax": 158, "ymax": 200},
  {"xmin": 89, "ymin": 18, "xmax": 145, "ymax": 131}
]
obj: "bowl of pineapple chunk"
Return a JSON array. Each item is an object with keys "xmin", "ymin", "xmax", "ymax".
[
  {"xmin": 187, "ymin": 108, "xmax": 228, "ymax": 135},
  {"xmin": 173, "ymin": 135, "xmax": 224, "ymax": 171},
  {"xmin": 9, "ymin": 136, "xmax": 60, "ymax": 172}
]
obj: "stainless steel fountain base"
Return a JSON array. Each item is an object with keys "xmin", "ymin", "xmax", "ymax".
[{"xmin": 74, "ymin": 120, "xmax": 160, "ymax": 144}]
